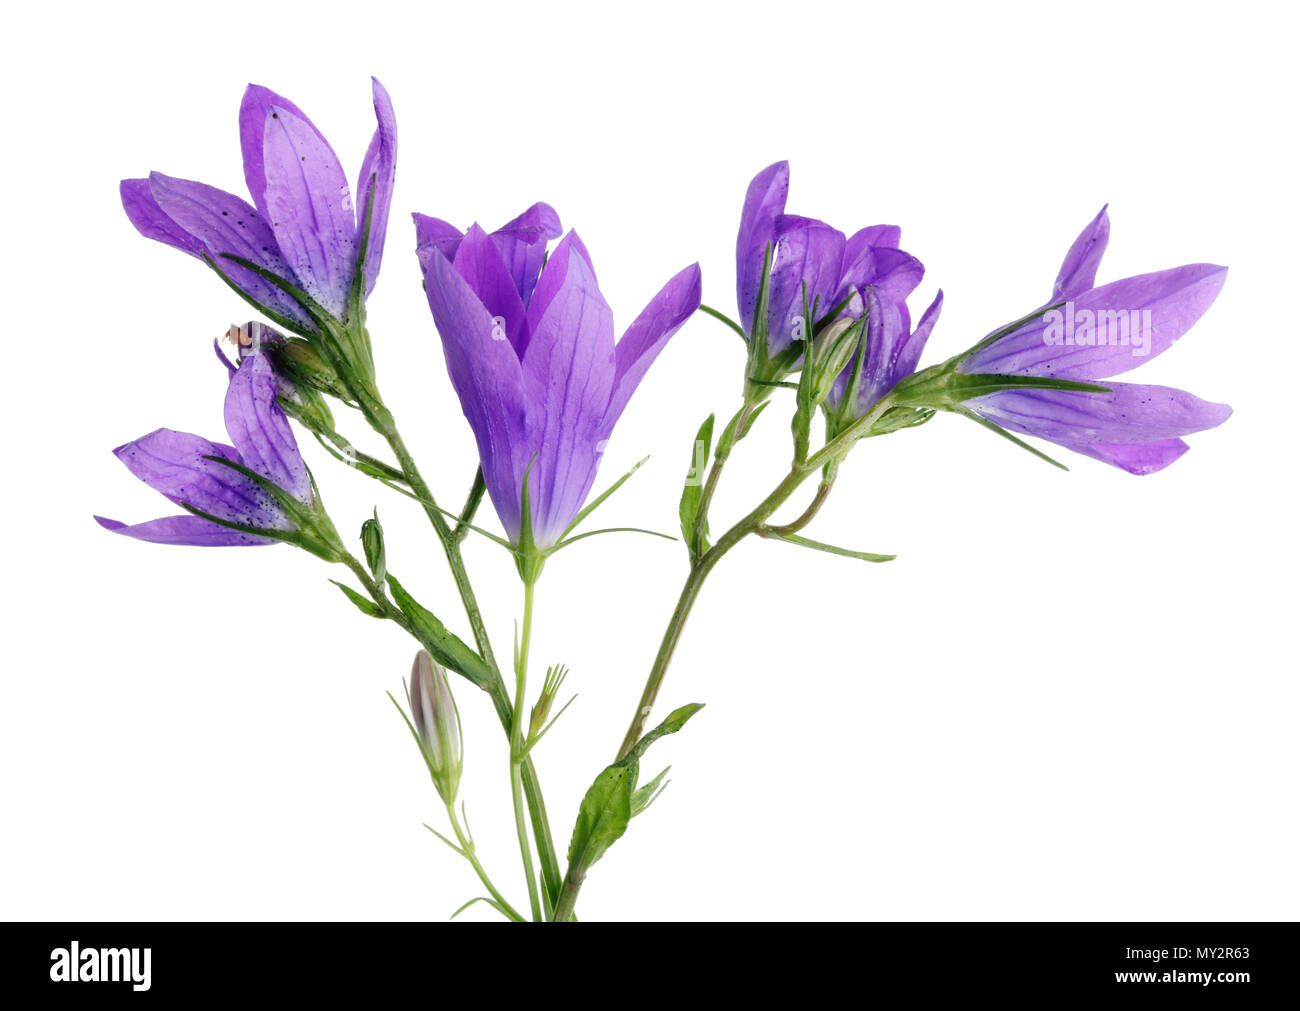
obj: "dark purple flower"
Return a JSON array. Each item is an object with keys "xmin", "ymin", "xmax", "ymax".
[
  {"xmin": 415, "ymin": 208, "xmax": 702, "ymax": 549},
  {"xmin": 95, "ymin": 352, "xmax": 313, "ymax": 546},
  {"xmin": 121, "ymin": 80, "xmax": 396, "ymax": 330},
  {"xmin": 735, "ymin": 161, "xmax": 938, "ymax": 361},
  {"xmin": 959, "ymin": 208, "xmax": 1231, "ymax": 474}
]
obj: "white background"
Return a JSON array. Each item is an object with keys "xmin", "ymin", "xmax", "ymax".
[{"xmin": 2, "ymin": 0, "xmax": 1295, "ymax": 922}]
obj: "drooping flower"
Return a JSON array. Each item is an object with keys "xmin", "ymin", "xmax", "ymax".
[
  {"xmin": 415, "ymin": 207, "xmax": 702, "ymax": 551},
  {"xmin": 95, "ymin": 351, "xmax": 315, "ymax": 546},
  {"xmin": 735, "ymin": 161, "xmax": 941, "ymax": 385},
  {"xmin": 120, "ymin": 79, "xmax": 397, "ymax": 331},
  {"xmin": 956, "ymin": 208, "xmax": 1231, "ymax": 474}
]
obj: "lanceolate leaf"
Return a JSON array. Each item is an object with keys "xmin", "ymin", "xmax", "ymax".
[
  {"xmin": 679, "ymin": 414, "xmax": 715, "ymax": 558},
  {"xmin": 387, "ymin": 575, "xmax": 495, "ymax": 690}
]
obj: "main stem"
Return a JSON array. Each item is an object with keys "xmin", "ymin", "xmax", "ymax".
[
  {"xmin": 511, "ymin": 581, "xmax": 543, "ymax": 921},
  {"xmin": 354, "ymin": 390, "xmax": 562, "ymax": 909}
]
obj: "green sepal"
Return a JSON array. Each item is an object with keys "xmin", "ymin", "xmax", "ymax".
[
  {"xmin": 951, "ymin": 404, "xmax": 1069, "ymax": 470},
  {"xmin": 561, "ymin": 455, "xmax": 650, "ymax": 541},
  {"xmin": 792, "ymin": 284, "xmax": 817, "ymax": 464},
  {"xmin": 697, "ymin": 304, "xmax": 747, "ymax": 341},
  {"xmin": 892, "ymin": 363, "xmax": 1111, "ymax": 409},
  {"xmin": 679, "ymin": 413, "xmax": 714, "ymax": 560},
  {"xmin": 386, "ymin": 574, "xmax": 495, "ymax": 691},
  {"xmin": 766, "ymin": 531, "xmax": 895, "ymax": 564},
  {"xmin": 330, "ymin": 579, "xmax": 384, "ymax": 618}
]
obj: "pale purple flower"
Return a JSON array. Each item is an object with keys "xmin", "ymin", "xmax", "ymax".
[
  {"xmin": 95, "ymin": 351, "xmax": 312, "ymax": 546},
  {"xmin": 415, "ymin": 207, "xmax": 702, "ymax": 549},
  {"xmin": 121, "ymin": 80, "xmax": 396, "ymax": 330},
  {"xmin": 960, "ymin": 207, "xmax": 1231, "ymax": 474}
]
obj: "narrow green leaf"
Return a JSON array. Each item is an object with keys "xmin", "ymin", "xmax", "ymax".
[
  {"xmin": 622, "ymin": 703, "xmax": 706, "ymax": 765},
  {"xmin": 631, "ymin": 766, "xmax": 671, "ymax": 817},
  {"xmin": 768, "ymin": 532, "xmax": 895, "ymax": 563},
  {"xmin": 330, "ymin": 579, "xmax": 384, "ymax": 618},
  {"xmin": 697, "ymin": 304, "xmax": 747, "ymax": 341},
  {"xmin": 387, "ymin": 575, "xmax": 495, "ymax": 690}
]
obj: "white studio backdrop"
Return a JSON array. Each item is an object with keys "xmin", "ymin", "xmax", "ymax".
[{"xmin": 2, "ymin": 0, "xmax": 1295, "ymax": 922}]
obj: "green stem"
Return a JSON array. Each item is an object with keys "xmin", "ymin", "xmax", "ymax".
[
  {"xmin": 444, "ymin": 800, "xmax": 525, "ymax": 923},
  {"xmin": 512, "ymin": 580, "xmax": 543, "ymax": 921},
  {"xmin": 335, "ymin": 363, "xmax": 564, "ymax": 911}
]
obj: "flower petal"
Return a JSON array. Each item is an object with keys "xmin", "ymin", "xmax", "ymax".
[
  {"xmin": 240, "ymin": 84, "xmax": 315, "ymax": 214},
  {"xmin": 413, "ymin": 213, "xmax": 465, "ymax": 271},
  {"xmin": 964, "ymin": 263, "xmax": 1228, "ymax": 379},
  {"xmin": 422, "ymin": 251, "xmax": 531, "ymax": 540},
  {"xmin": 453, "ymin": 224, "xmax": 529, "ymax": 356},
  {"xmin": 120, "ymin": 178, "xmax": 204, "ymax": 255},
  {"xmin": 968, "ymin": 382, "xmax": 1232, "ymax": 446},
  {"xmin": 490, "ymin": 202, "xmax": 562, "ymax": 308},
  {"xmin": 260, "ymin": 101, "xmax": 357, "ymax": 316},
  {"xmin": 112, "ymin": 428, "xmax": 289, "ymax": 530},
  {"xmin": 1053, "ymin": 205, "xmax": 1110, "ymax": 301},
  {"xmin": 95, "ymin": 514, "xmax": 275, "ymax": 546},
  {"xmin": 603, "ymin": 263, "xmax": 702, "ymax": 433},
  {"xmin": 223, "ymin": 352, "xmax": 311, "ymax": 503},
  {"xmin": 766, "ymin": 215, "xmax": 846, "ymax": 352},
  {"xmin": 355, "ymin": 78, "xmax": 397, "ymax": 296},
  {"xmin": 525, "ymin": 230, "xmax": 597, "ymax": 337},
  {"xmin": 1074, "ymin": 438, "xmax": 1190, "ymax": 475},
  {"xmin": 520, "ymin": 244, "xmax": 617, "ymax": 545},
  {"xmin": 735, "ymin": 161, "xmax": 789, "ymax": 333}
]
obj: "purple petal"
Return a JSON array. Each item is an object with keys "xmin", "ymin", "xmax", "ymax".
[
  {"xmin": 895, "ymin": 289, "xmax": 944, "ymax": 384},
  {"xmin": 129, "ymin": 174, "xmax": 310, "ymax": 327},
  {"xmin": 223, "ymin": 352, "xmax": 311, "ymax": 503},
  {"xmin": 766, "ymin": 215, "xmax": 846, "ymax": 353},
  {"xmin": 95, "ymin": 514, "xmax": 275, "ymax": 546},
  {"xmin": 490, "ymin": 202, "xmax": 562, "ymax": 308},
  {"xmin": 413, "ymin": 213, "xmax": 465, "ymax": 271},
  {"xmin": 964, "ymin": 263, "xmax": 1228, "ymax": 379},
  {"xmin": 240, "ymin": 84, "xmax": 315, "ymax": 215},
  {"xmin": 1053, "ymin": 205, "xmax": 1110, "ymax": 301},
  {"xmin": 1075, "ymin": 439, "xmax": 1190, "ymax": 475},
  {"xmin": 520, "ymin": 245, "xmax": 617, "ymax": 546},
  {"xmin": 260, "ymin": 101, "xmax": 357, "ymax": 317},
  {"xmin": 735, "ymin": 161, "xmax": 789, "ymax": 333},
  {"xmin": 112, "ymin": 428, "xmax": 290, "ymax": 530},
  {"xmin": 120, "ymin": 178, "xmax": 204, "ymax": 255},
  {"xmin": 848, "ymin": 225, "xmax": 902, "ymax": 252},
  {"xmin": 869, "ymin": 247, "xmax": 925, "ymax": 306},
  {"xmin": 355, "ymin": 78, "xmax": 397, "ymax": 296},
  {"xmin": 968, "ymin": 382, "xmax": 1232, "ymax": 446},
  {"xmin": 525, "ymin": 230, "xmax": 598, "ymax": 337},
  {"xmin": 422, "ymin": 251, "xmax": 531, "ymax": 541},
  {"xmin": 603, "ymin": 263, "xmax": 702, "ymax": 433},
  {"xmin": 452, "ymin": 224, "xmax": 529, "ymax": 356}
]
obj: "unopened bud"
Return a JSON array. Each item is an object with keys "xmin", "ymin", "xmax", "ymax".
[
  {"xmin": 408, "ymin": 651, "xmax": 463, "ymax": 804},
  {"xmin": 361, "ymin": 512, "xmax": 385, "ymax": 581}
]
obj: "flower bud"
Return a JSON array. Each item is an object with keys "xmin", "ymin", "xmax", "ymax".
[
  {"xmin": 361, "ymin": 512, "xmax": 385, "ymax": 581},
  {"xmin": 408, "ymin": 650, "xmax": 463, "ymax": 804}
]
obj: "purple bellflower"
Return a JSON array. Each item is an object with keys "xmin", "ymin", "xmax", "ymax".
[
  {"xmin": 735, "ymin": 161, "xmax": 942, "ymax": 404},
  {"xmin": 952, "ymin": 207, "xmax": 1231, "ymax": 474},
  {"xmin": 121, "ymin": 80, "xmax": 397, "ymax": 333},
  {"xmin": 414, "ymin": 207, "xmax": 702, "ymax": 555},
  {"xmin": 95, "ymin": 350, "xmax": 336, "ymax": 554}
]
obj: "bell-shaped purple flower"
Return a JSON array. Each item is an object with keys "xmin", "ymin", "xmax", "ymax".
[
  {"xmin": 736, "ymin": 161, "xmax": 938, "ymax": 359},
  {"xmin": 120, "ymin": 80, "xmax": 397, "ymax": 330},
  {"xmin": 959, "ymin": 207, "xmax": 1231, "ymax": 474},
  {"xmin": 415, "ymin": 207, "xmax": 702, "ymax": 550},
  {"xmin": 96, "ymin": 351, "xmax": 314, "ymax": 546}
]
